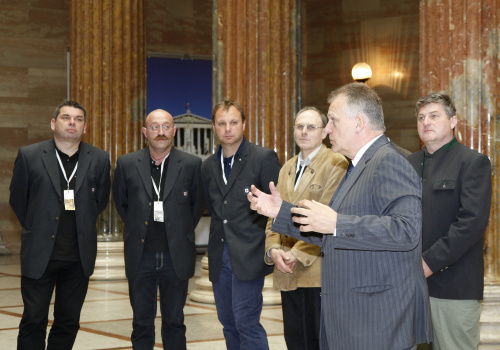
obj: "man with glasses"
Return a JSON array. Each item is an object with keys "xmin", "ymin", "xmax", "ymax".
[
  {"xmin": 265, "ymin": 107, "xmax": 347, "ymax": 349},
  {"xmin": 113, "ymin": 109, "xmax": 204, "ymax": 349},
  {"xmin": 10, "ymin": 100, "xmax": 111, "ymax": 349}
]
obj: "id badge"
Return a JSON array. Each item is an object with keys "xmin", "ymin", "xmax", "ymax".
[
  {"xmin": 64, "ymin": 189, "xmax": 76, "ymax": 211},
  {"xmin": 154, "ymin": 201, "xmax": 164, "ymax": 222}
]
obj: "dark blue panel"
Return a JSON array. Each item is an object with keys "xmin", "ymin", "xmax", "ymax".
[{"xmin": 147, "ymin": 57, "xmax": 212, "ymax": 120}]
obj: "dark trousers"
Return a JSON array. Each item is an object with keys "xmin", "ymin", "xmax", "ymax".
[
  {"xmin": 128, "ymin": 250, "xmax": 188, "ymax": 350},
  {"xmin": 18, "ymin": 260, "xmax": 89, "ymax": 350},
  {"xmin": 281, "ymin": 287, "xmax": 321, "ymax": 350}
]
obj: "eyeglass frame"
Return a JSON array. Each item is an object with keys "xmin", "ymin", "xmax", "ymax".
[
  {"xmin": 147, "ymin": 124, "xmax": 174, "ymax": 132},
  {"xmin": 294, "ymin": 124, "xmax": 324, "ymax": 132}
]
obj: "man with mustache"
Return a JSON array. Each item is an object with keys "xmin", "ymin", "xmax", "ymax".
[
  {"xmin": 113, "ymin": 109, "xmax": 204, "ymax": 349},
  {"xmin": 408, "ymin": 93, "xmax": 491, "ymax": 350},
  {"xmin": 10, "ymin": 100, "xmax": 111, "ymax": 349}
]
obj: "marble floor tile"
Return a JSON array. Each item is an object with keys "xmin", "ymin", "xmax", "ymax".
[{"xmin": 1, "ymin": 253, "xmax": 499, "ymax": 350}]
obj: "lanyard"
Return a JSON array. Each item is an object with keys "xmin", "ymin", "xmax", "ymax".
[
  {"xmin": 220, "ymin": 155, "xmax": 234, "ymax": 185},
  {"xmin": 55, "ymin": 150, "xmax": 78, "ymax": 189},
  {"xmin": 151, "ymin": 156, "xmax": 168, "ymax": 201}
]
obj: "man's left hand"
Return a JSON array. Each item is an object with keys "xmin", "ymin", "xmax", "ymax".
[{"xmin": 291, "ymin": 199, "xmax": 337, "ymax": 234}]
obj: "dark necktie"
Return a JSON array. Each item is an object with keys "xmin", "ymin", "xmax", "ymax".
[
  {"xmin": 295, "ymin": 165, "xmax": 307, "ymax": 185},
  {"xmin": 223, "ymin": 156, "xmax": 233, "ymax": 180},
  {"xmin": 345, "ymin": 162, "xmax": 354, "ymax": 178}
]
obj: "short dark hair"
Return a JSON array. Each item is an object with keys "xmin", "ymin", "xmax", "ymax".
[
  {"xmin": 295, "ymin": 106, "xmax": 328, "ymax": 127},
  {"xmin": 54, "ymin": 101, "xmax": 87, "ymax": 122},
  {"xmin": 327, "ymin": 83, "xmax": 385, "ymax": 132},
  {"xmin": 415, "ymin": 93, "xmax": 456, "ymax": 119},
  {"xmin": 211, "ymin": 99, "xmax": 246, "ymax": 124}
]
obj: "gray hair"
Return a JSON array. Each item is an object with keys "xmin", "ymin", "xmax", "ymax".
[
  {"xmin": 415, "ymin": 93, "xmax": 456, "ymax": 119},
  {"xmin": 327, "ymin": 83, "xmax": 385, "ymax": 132}
]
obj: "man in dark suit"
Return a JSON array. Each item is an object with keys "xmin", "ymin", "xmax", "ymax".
[
  {"xmin": 9, "ymin": 100, "xmax": 111, "ymax": 350},
  {"xmin": 113, "ymin": 109, "xmax": 204, "ymax": 350},
  {"xmin": 249, "ymin": 83, "xmax": 433, "ymax": 350},
  {"xmin": 408, "ymin": 93, "xmax": 491, "ymax": 350},
  {"xmin": 201, "ymin": 99, "xmax": 281, "ymax": 350}
]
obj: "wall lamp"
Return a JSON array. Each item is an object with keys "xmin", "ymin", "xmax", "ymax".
[{"xmin": 351, "ymin": 62, "xmax": 372, "ymax": 83}]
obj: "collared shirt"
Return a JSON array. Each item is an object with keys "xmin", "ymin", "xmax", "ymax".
[
  {"xmin": 144, "ymin": 154, "xmax": 170, "ymax": 252},
  {"xmin": 294, "ymin": 144, "xmax": 323, "ymax": 191},
  {"xmin": 51, "ymin": 140, "xmax": 80, "ymax": 262},
  {"xmin": 216, "ymin": 137, "xmax": 246, "ymax": 184}
]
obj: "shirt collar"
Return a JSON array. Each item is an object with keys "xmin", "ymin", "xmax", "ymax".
[
  {"xmin": 296, "ymin": 144, "xmax": 322, "ymax": 172},
  {"xmin": 423, "ymin": 136, "xmax": 458, "ymax": 156},
  {"xmin": 351, "ymin": 134, "xmax": 383, "ymax": 167},
  {"xmin": 216, "ymin": 136, "xmax": 246, "ymax": 161}
]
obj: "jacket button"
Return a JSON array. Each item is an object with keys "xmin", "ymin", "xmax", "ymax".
[
  {"xmin": 321, "ymin": 252, "xmax": 325, "ymax": 257},
  {"xmin": 223, "ymin": 219, "xmax": 228, "ymax": 224},
  {"xmin": 141, "ymin": 239, "xmax": 145, "ymax": 243},
  {"xmin": 306, "ymin": 260, "xmax": 310, "ymax": 264},
  {"xmin": 221, "ymin": 238, "xmax": 225, "ymax": 242},
  {"xmin": 224, "ymin": 200, "xmax": 227, "ymax": 205},
  {"xmin": 51, "ymin": 235, "xmax": 55, "ymax": 239},
  {"xmin": 55, "ymin": 217, "xmax": 59, "ymax": 221},
  {"xmin": 144, "ymin": 221, "xmax": 148, "ymax": 226},
  {"xmin": 59, "ymin": 198, "xmax": 62, "ymax": 203},
  {"xmin": 148, "ymin": 202, "xmax": 152, "ymax": 207}
]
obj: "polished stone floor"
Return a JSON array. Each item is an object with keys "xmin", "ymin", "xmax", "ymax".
[{"xmin": 1, "ymin": 253, "xmax": 499, "ymax": 350}]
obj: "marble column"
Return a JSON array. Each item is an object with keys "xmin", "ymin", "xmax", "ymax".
[
  {"xmin": 190, "ymin": 0, "xmax": 300, "ymax": 305},
  {"xmin": 70, "ymin": 0, "xmax": 146, "ymax": 279},
  {"xmin": 213, "ymin": 0, "xmax": 299, "ymax": 161},
  {"xmin": 420, "ymin": 0, "xmax": 499, "ymax": 342}
]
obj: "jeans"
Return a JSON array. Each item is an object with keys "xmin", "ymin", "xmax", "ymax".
[
  {"xmin": 18, "ymin": 260, "xmax": 89, "ymax": 350},
  {"xmin": 212, "ymin": 243, "xmax": 269, "ymax": 350},
  {"xmin": 128, "ymin": 250, "xmax": 188, "ymax": 350}
]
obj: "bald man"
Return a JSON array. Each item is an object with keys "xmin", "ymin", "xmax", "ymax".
[{"xmin": 113, "ymin": 109, "xmax": 204, "ymax": 350}]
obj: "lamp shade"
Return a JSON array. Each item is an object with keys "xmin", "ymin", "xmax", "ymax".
[{"xmin": 351, "ymin": 62, "xmax": 372, "ymax": 82}]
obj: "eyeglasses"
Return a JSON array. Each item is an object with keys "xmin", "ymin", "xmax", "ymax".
[
  {"xmin": 147, "ymin": 125, "xmax": 173, "ymax": 132},
  {"xmin": 294, "ymin": 124, "xmax": 324, "ymax": 132}
]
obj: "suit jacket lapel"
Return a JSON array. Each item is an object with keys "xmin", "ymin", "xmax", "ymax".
[
  {"xmin": 224, "ymin": 142, "xmax": 248, "ymax": 193},
  {"xmin": 162, "ymin": 148, "xmax": 181, "ymax": 201},
  {"xmin": 284, "ymin": 159, "xmax": 298, "ymax": 203},
  {"xmin": 75, "ymin": 142, "xmax": 91, "ymax": 194},
  {"xmin": 330, "ymin": 135, "xmax": 390, "ymax": 210},
  {"xmin": 136, "ymin": 148, "xmax": 153, "ymax": 200},
  {"xmin": 211, "ymin": 156, "xmax": 227, "ymax": 196},
  {"xmin": 41, "ymin": 140, "xmax": 62, "ymax": 197}
]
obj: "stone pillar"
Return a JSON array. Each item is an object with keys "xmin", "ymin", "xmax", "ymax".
[
  {"xmin": 70, "ymin": 0, "xmax": 146, "ymax": 279},
  {"xmin": 420, "ymin": 0, "xmax": 499, "ymax": 342},
  {"xmin": 213, "ymin": 0, "xmax": 299, "ymax": 161}
]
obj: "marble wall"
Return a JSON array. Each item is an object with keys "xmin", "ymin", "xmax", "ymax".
[
  {"xmin": 0, "ymin": 0, "xmax": 420, "ymax": 252},
  {"xmin": 301, "ymin": 0, "xmax": 421, "ymax": 153},
  {"xmin": 0, "ymin": 0, "xmax": 70, "ymax": 254}
]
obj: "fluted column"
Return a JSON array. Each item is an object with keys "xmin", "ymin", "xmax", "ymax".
[
  {"xmin": 213, "ymin": 0, "xmax": 298, "ymax": 161},
  {"xmin": 70, "ymin": 0, "xmax": 146, "ymax": 278},
  {"xmin": 420, "ymin": 0, "xmax": 499, "ymax": 342}
]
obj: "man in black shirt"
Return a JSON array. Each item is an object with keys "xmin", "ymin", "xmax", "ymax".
[
  {"xmin": 9, "ymin": 100, "xmax": 111, "ymax": 349},
  {"xmin": 113, "ymin": 109, "xmax": 204, "ymax": 349}
]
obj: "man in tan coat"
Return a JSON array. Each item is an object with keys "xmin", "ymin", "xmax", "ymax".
[{"xmin": 265, "ymin": 107, "xmax": 347, "ymax": 349}]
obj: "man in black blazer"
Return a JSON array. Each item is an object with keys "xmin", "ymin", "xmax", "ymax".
[
  {"xmin": 9, "ymin": 101, "xmax": 111, "ymax": 350},
  {"xmin": 201, "ymin": 99, "xmax": 281, "ymax": 350},
  {"xmin": 113, "ymin": 109, "xmax": 204, "ymax": 350},
  {"xmin": 408, "ymin": 93, "xmax": 491, "ymax": 350}
]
